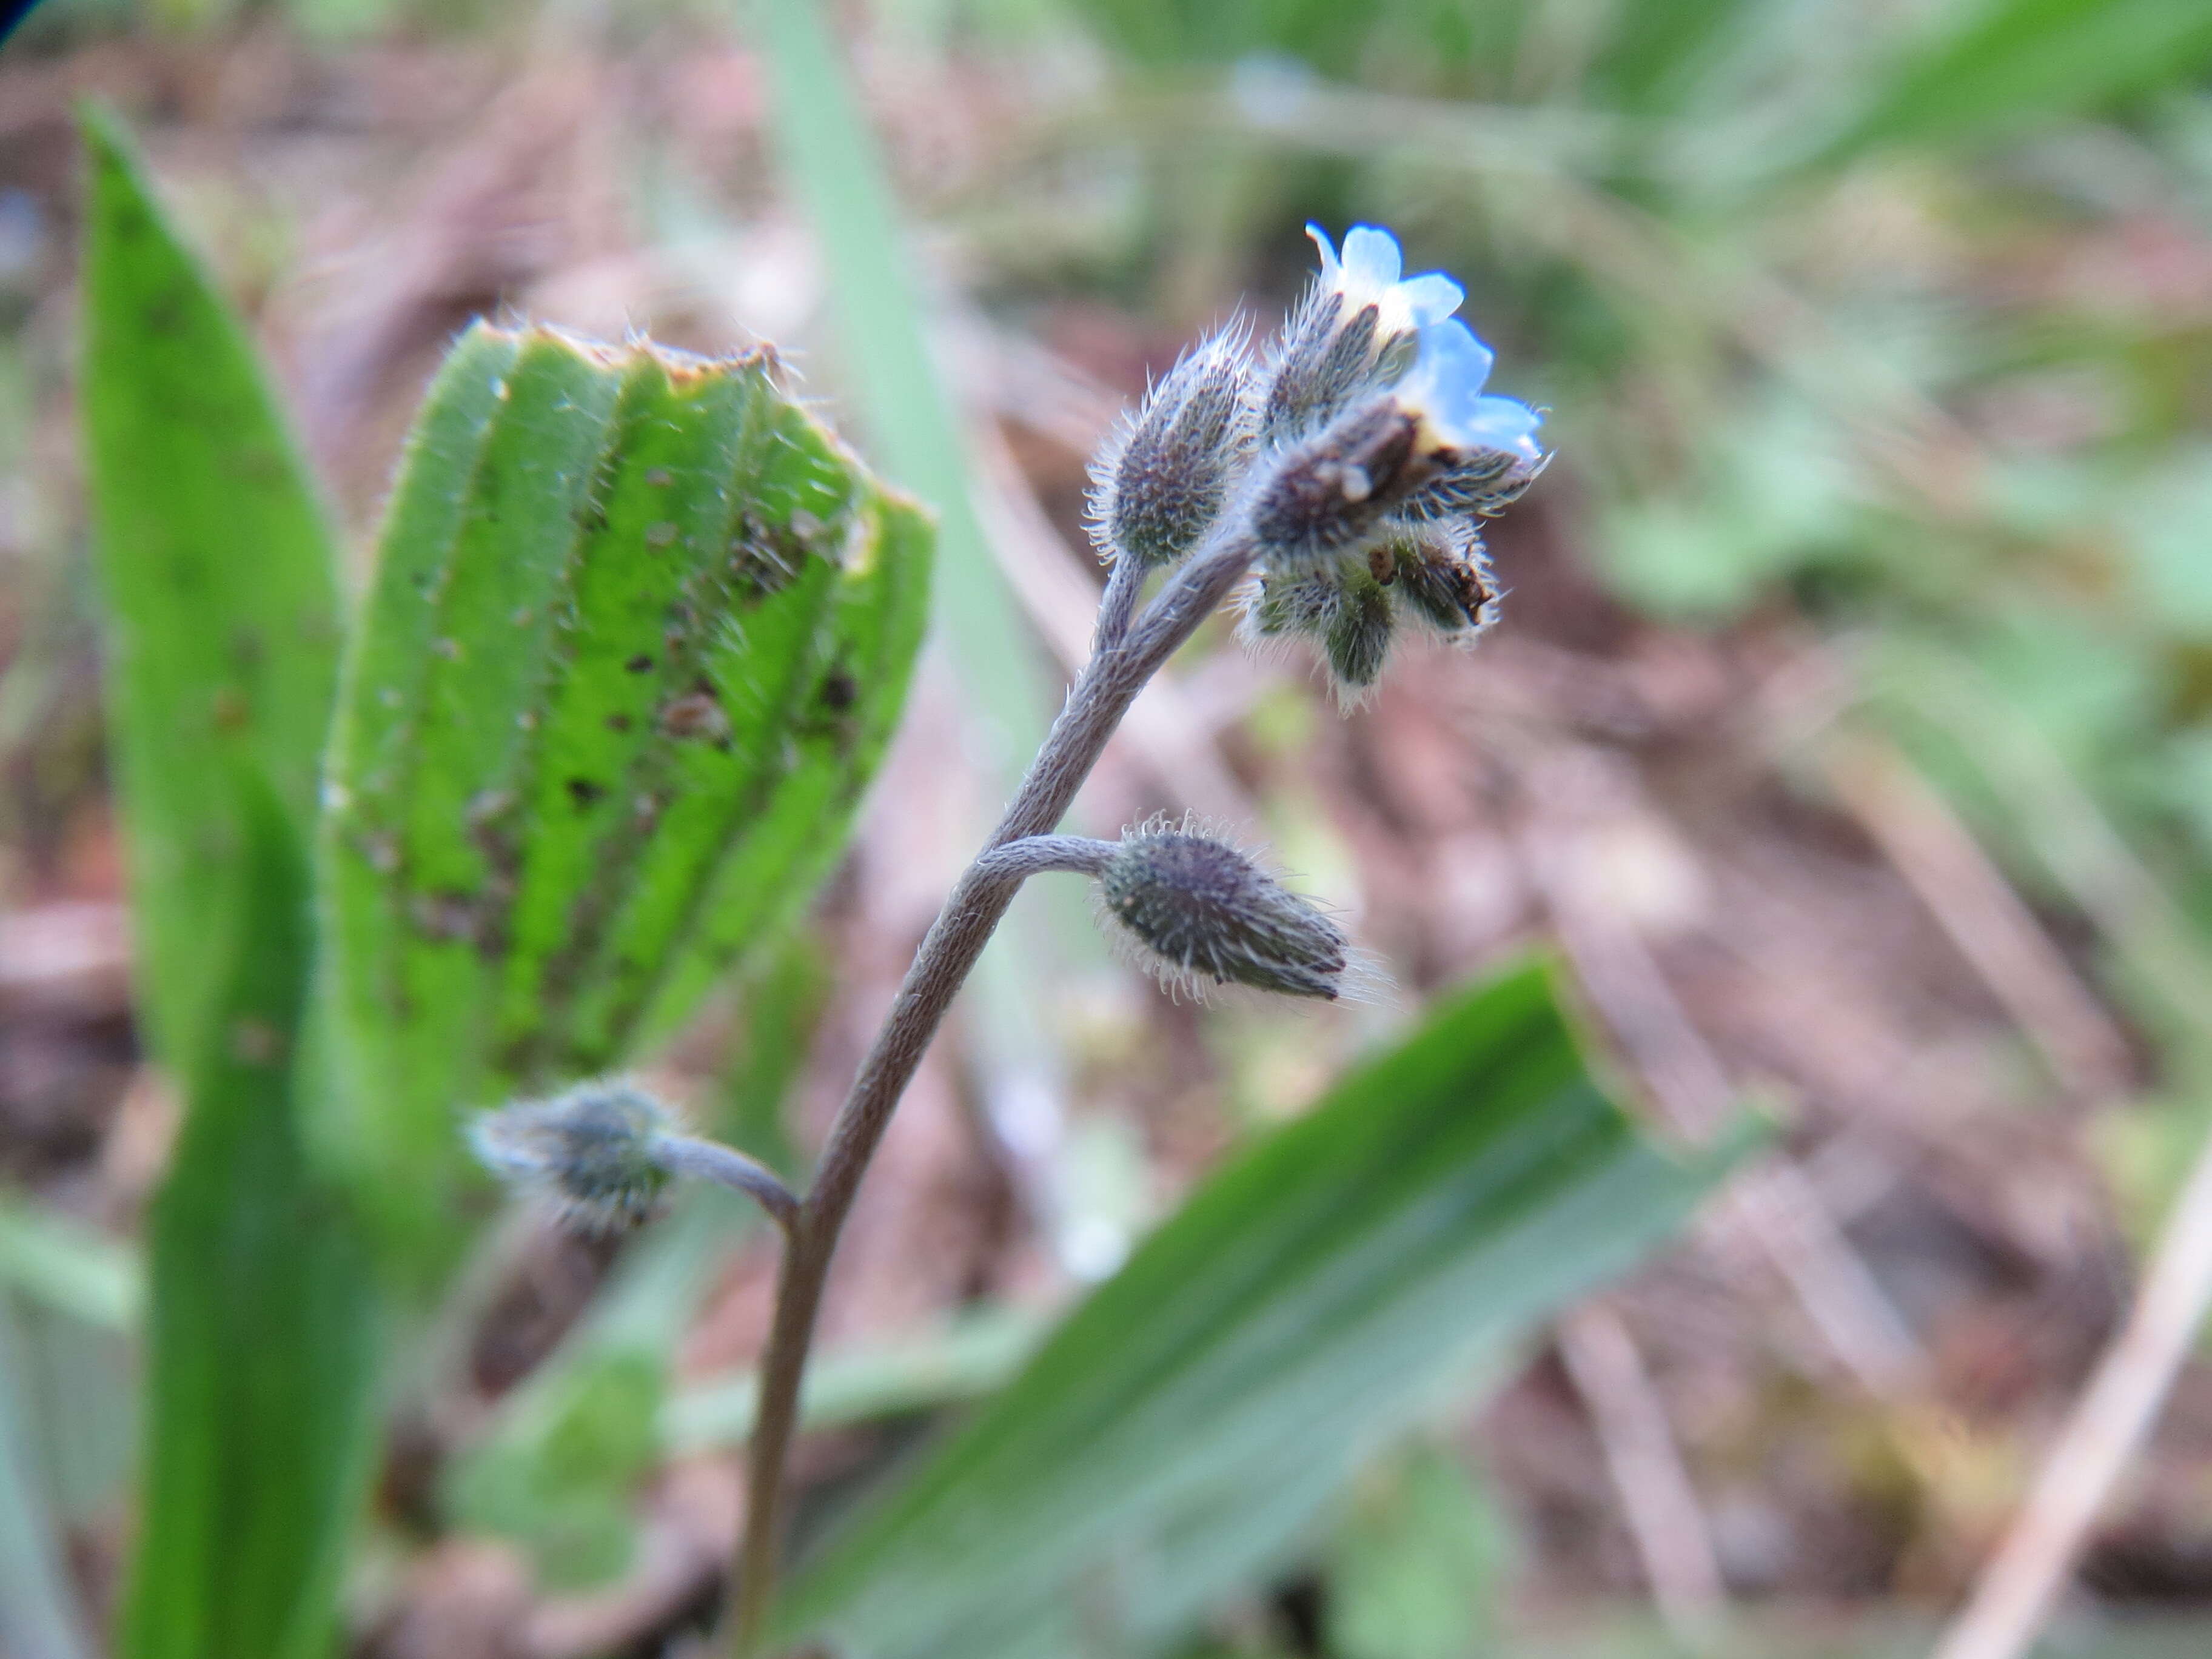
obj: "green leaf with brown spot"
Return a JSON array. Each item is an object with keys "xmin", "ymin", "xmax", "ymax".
[
  {"xmin": 78, "ymin": 109, "xmax": 377, "ymax": 1659},
  {"xmin": 76, "ymin": 106, "xmax": 342, "ymax": 1074},
  {"xmin": 318, "ymin": 323, "xmax": 930, "ymax": 1272}
]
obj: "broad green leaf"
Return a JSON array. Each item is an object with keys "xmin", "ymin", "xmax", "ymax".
[
  {"xmin": 318, "ymin": 324, "xmax": 930, "ymax": 1267},
  {"xmin": 76, "ymin": 107, "xmax": 343, "ymax": 1073},
  {"xmin": 79, "ymin": 110, "xmax": 378, "ymax": 1659},
  {"xmin": 120, "ymin": 788, "xmax": 378, "ymax": 1659},
  {"xmin": 777, "ymin": 960, "xmax": 1745, "ymax": 1659}
]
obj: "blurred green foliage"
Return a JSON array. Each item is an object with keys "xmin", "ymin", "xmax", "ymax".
[{"xmin": 15, "ymin": 0, "xmax": 2212, "ymax": 1653}]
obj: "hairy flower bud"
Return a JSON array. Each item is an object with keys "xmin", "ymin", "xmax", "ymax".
[
  {"xmin": 1324, "ymin": 566, "xmax": 1395, "ymax": 692},
  {"xmin": 1096, "ymin": 818, "xmax": 1352, "ymax": 1000},
  {"xmin": 1242, "ymin": 521, "xmax": 1500, "ymax": 703},
  {"xmin": 1090, "ymin": 326, "xmax": 1256, "ymax": 569},
  {"xmin": 1376, "ymin": 522, "xmax": 1501, "ymax": 637},
  {"xmin": 1244, "ymin": 559, "xmax": 1397, "ymax": 703},
  {"xmin": 1249, "ymin": 401, "xmax": 1421, "ymax": 565},
  {"xmin": 469, "ymin": 1080, "xmax": 675, "ymax": 1232}
]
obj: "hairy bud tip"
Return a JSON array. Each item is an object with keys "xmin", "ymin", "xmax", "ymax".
[{"xmin": 468, "ymin": 1081, "xmax": 676, "ymax": 1233}]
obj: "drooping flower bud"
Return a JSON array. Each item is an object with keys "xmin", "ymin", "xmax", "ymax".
[
  {"xmin": 1089, "ymin": 326, "xmax": 1256, "ymax": 570},
  {"xmin": 1261, "ymin": 224, "xmax": 1463, "ymax": 445},
  {"xmin": 468, "ymin": 1080, "xmax": 675, "ymax": 1233},
  {"xmin": 1323, "ymin": 566, "xmax": 1395, "ymax": 693},
  {"xmin": 1095, "ymin": 817, "xmax": 1352, "ymax": 1000},
  {"xmin": 1244, "ymin": 558, "xmax": 1397, "ymax": 705},
  {"xmin": 1248, "ymin": 400, "xmax": 1419, "ymax": 565},
  {"xmin": 1376, "ymin": 521, "xmax": 1502, "ymax": 638}
]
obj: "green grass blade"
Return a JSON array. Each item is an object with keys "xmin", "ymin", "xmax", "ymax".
[
  {"xmin": 120, "ymin": 788, "xmax": 379, "ymax": 1659},
  {"xmin": 75, "ymin": 107, "xmax": 341, "ymax": 1074},
  {"xmin": 0, "ymin": 1196, "xmax": 141, "ymax": 1331},
  {"xmin": 318, "ymin": 326, "xmax": 931, "ymax": 1271},
  {"xmin": 755, "ymin": 0, "xmax": 1055, "ymax": 758},
  {"xmin": 0, "ymin": 1298, "xmax": 92, "ymax": 1659},
  {"xmin": 777, "ymin": 960, "xmax": 1747, "ymax": 1658},
  {"xmin": 1820, "ymin": 0, "xmax": 2212, "ymax": 161}
]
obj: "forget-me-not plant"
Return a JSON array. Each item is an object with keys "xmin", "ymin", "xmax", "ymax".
[{"xmin": 469, "ymin": 221, "xmax": 1546, "ymax": 1654}]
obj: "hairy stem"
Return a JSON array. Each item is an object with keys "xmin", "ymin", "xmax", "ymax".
[
  {"xmin": 970, "ymin": 834, "xmax": 1118, "ymax": 882},
  {"xmin": 1093, "ymin": 555, "xmax": 1146, "ymax": 651},
  {"xmin": 649, "ymin": 1135, "xmax": 802, "ymax": 1235},
  {"xmin": 726, "ymin": 521, "xmax": 1256, "ymax": 1655}
]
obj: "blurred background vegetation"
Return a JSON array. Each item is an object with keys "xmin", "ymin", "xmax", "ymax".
[{"xmin": 8, "ymin": 0, "xmax": 2212, "ymax": 1655}]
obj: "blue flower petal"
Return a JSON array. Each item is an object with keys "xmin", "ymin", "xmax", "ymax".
[
  {"xmin": 1304, "ymin": 222, "xmax": 1341, "ymax": 283},
  {"xmin": 1340, "ymin": 224, "xmax": 1404, "ymax": 289},
  {"xmin": 1408, "ymin": 318, "xmax": 1496, "ymax": 410},
  {"xmin": 1400, "ymin": 321, "xmax": 1545, "ymax": 458},
  {"xmin": 1464, "ymin": 395, "xmax": 1544, "ymax": 460},
  {"xmin": 1397, "ymin": 272, "xmax": 1464, "ymax": 329}
]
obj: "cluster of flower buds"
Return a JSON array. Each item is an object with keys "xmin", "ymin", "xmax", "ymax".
[
  {"xmin": 1093, "ymin": 816, "xmax": 1356, "ymax": 1002},
  {"xmin": 1087, "ymin": 223, "xmax": 1542, "ymax": 701}
]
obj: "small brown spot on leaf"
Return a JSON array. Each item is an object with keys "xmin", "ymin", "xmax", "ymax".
[
  {"xmin": 660, "ymin": 691, "xmax": 729, "ymax": 743},
  {"xmin": 409, "ymin": 890, "xmax": 480, "ymax": 943},
  {"xmin": 625, "ymin": 653, "xmax": 654, "ymax": 674},
  {"xmin": 229, "ymin": 1017, "xmax": 283, "ymax": 1066},
  {"xmin": 566, "ymin": 777, "xmax": 606, "ymax": 808}
]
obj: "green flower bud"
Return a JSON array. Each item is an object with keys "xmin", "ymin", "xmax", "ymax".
[
  {"xmin": 1242, "ymin": 556, "xmax": 1397, "ymax": 705},
  {"xmin": 1323, "ymin": 565, "xmax": 1395, "ymax": 694},
  {"xmin": 469, "ymin": 1081, "xmax": 675, "ymax": 1233}
]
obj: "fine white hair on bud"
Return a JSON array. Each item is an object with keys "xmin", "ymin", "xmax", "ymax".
[
  {"xmin": 1089, "ymin": 324, "xmax": 1257, "ymax": 571},
  {"xmin": 1378, "ymin": 522, "xmax": 1503, "ymax": 639},
  {"xmin": 1094, "ymin": 816, "xmax": 1353, "ymax": 1000},
  {"xmin": 468, "ymin": 1080, "xmax": 677, "ymax": 1233},
  {"xmin": 1239, "ymin": 522, "xmax": 1501, "ymax": 705},
  {"xmin": 1241, "ymin": 560, "xmax": 1393, "ymax": 707}
]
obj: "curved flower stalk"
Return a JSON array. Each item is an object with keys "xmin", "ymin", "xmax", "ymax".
[{"xmin": 468, "ymin": 221, "xmax": 1547, "ymax": 1656}]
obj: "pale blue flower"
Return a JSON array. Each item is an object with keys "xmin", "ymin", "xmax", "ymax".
[
  {"xmin": 1307, "ymin": 223, "xmax": 1464, "ymax": 340},
  {"xmin": 1395, "ymin": 318, "xmax": 1544, "ymax": 463}
]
